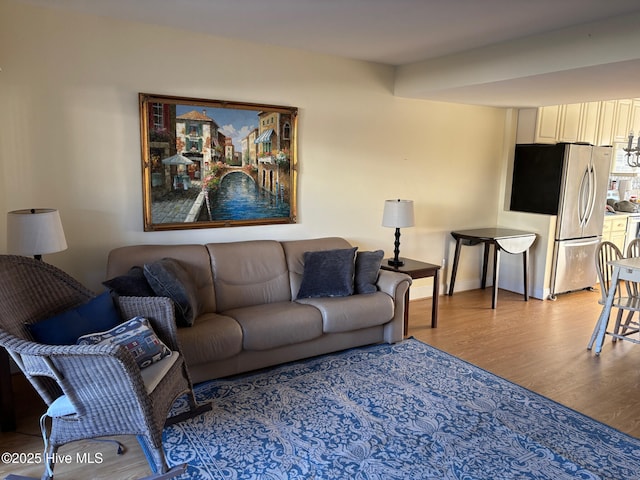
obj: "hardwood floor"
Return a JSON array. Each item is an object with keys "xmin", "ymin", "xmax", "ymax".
[
  {"xmin": 410, "ymin": 287, "xmax": 640, "ymax": 439},
  {"xmin": 1, "ymin": 287, "xmax": 638, "ymax": 479}
]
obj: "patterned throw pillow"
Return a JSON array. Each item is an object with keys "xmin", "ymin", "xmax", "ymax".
[{"xmin": 77, "ymin": 316, "xmax": 172, "ymax": 369}]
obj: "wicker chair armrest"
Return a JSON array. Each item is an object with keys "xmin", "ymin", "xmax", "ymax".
[
  {"xmin": 0, "ymin": 330, "xmax": 122, "ymax": 357},
  {"xmin": 116, "ymin": 296, "xmax": 181, "ymax": 352},
  {"xmin": 0, "ymin": 330, "xmax": 148, "ymax": 411}
]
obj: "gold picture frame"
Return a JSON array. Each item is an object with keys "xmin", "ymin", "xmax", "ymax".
[{"xmin": 139, "ymin": 93, "xmax": 298, "ymax": 231}]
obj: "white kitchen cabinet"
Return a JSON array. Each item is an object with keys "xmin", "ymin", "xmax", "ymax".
[
  {"xmin": 517, "ymin": 99, "xmax": 640, "ymax": 148},
  {"xmin": 630, "ymin": 99, "xmax": 640, "ymax": 137},
  {"xmin": 579, "ymin": 102, "xmax": 601, "ymax": 145},
  {"xmin": 558, "ymin": 103, "xmax": 582, "ymax": 143},
  {"xmin": 612, "ymin": 99, "xmax": 633, "ymax": 143},
  {"xmin": 518, "ymin": 102, "xmax": 604, "ymax": 146},
  {"xmin": 516, "ymin": 105, "xmax": 562, "ymax": 144},
  {"xmin": 536, "ymin": 105, "xmax": 562, "ymax": 143},
  {"xmin": 597, "ymin": 100, "xmax": 616, "ymax": 147},
  {"xmin": 602, "ymin": 215, "xmax": 627, "ymax": 253}
]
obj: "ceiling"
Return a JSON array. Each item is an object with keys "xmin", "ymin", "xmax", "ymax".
[{"xmin": 14, "ymin": 0, "xmax": 640, "ymax": 107}]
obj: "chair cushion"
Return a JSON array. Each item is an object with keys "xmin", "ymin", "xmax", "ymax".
[
  {"xmin": 77, "ymin": 316, "xmax": 172, "ymax": 369},
  {"xmin": 143, "ymin": 258, "xmax": 200, "ymax": 327},
  {"xmin": 296, "ymin": 247, "xmax": 358, "ymax": 299},
  {"xmin": 103, "ymin": 266, "xmax": 156, "ymax": 297},
  {"xmin": 141, "ymin": 351, "xmax": 180, "ymax": 393},
  {"xmin": 27, "ymin": 291, "xmax": 122, "ymax": 345},
  {"xmin": 354, "ymin": 250, "xmax": 384, "ymax": 294},
  {"xmin": 46, "ymin": 394, "xmax": 76, "ymax": 418}
]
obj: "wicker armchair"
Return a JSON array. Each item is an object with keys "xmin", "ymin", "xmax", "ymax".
[{"xmin": 0, "ymin": 255, "xmax": 210, "ymax": 479}]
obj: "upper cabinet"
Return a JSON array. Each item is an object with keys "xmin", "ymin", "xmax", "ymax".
[
  {"xmin": 517, "ymin": 98, "xmax": 640, "ymax": 175},
  {"xmin": 596, "ymin": 100, "xmax": 616, "ymax": 147},
  {"xmin": 517, "ymin": 98, "xmax": 640, "ymax": 148},
  {"xmin": 516, "ymin": 106, "xmax": 560, "ymax": 144},
  {"xmin": 612, "ymin": 99, "xmax": 633, "ymax": 143}
]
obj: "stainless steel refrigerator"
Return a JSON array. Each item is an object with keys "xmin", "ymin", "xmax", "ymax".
[{"xmin": 510, "ymin": 143, "xmax": 612, "ymax": 299}]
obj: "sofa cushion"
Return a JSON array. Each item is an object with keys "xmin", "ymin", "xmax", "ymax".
[
  {"xmin": 297, "ymin": 291, "xmax": 394, "ymax": 333},
  {"xmin": 296, "ymin": 247, "xmax": 358, "ymax": 299},
  {"xmin": 207, "ymin": 240, "xmax": 291, "ymax": 311},
  {"xmin": 176, "ymin": 312, "xmax": 243, "ymax": 366},
  {"xmin": 354, "ymin": 250, "xmax": 384, "ymax": 294},
  {"xmin": 76, "ymin": 316, "xmax": 172, "ymax": 369},
  {"xmin": 103, "ymin": 266, "xmax": 156, "ymax": 297},
  {"xmin": 224, "ymin": 302, "xmax": 323, "ymax": 351},
  {"xmin": 27, "ymin": 292, "xmax": 122, "ymax": 345},
  {"xmin": 143, "ymin": 258, "xmax": 200, "ymax": 327}
]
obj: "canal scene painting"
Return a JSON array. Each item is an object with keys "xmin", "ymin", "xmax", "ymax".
[{"xmin": 139, "ymin": 93, "xmax": 298, "ymax": 231}]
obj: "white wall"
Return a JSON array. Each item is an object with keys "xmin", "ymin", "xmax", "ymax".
[{"xmin": 0, "ymin": 0, "xmax": 509, "ymax": 297}]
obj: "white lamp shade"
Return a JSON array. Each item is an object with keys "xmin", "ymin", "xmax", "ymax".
[
  {"xmin": 7, "ymin": 208, "xmax": 68, "ymax": 256},
  {"xmin": 382, "ymin": 199, "xmax": 415, "ymax": 228}
]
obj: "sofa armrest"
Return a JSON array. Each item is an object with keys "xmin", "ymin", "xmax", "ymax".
[{"xmin": 376, "ymin": 270, "xmax": 412, "ymax": 343}]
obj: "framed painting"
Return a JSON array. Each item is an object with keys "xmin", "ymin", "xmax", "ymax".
[{"xmin": 139, "ymin": 93, "xmax": 298, "ymax": 231}]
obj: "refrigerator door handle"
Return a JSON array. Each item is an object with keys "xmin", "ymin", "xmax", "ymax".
[
  {"xmin": 584, "ymin": 165, "xmax": 597, "ymax": 227},
  {"xmin": 563, "ymin": 237, "xmax": 602, "ymax": 247},
  {"xmin": 578, "ymin": 167, "xmax": 590, "ymax": 227}
]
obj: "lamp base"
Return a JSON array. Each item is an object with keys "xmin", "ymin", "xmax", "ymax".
[{"xmin": 387, "ymin": 258, "xmax": 404, "ymax": 267}]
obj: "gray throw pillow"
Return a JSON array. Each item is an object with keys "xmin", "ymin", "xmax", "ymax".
[
  {"xmin": 143, "ymin": 258, "xmax": 200, "ymax": 327},
  {"xmin": 296, "ymin": 247, "xmax": 358, "ymax": 299},
  {"xmin": 355, "ymin": 250, "xmax": 384, "ymax": 294}
]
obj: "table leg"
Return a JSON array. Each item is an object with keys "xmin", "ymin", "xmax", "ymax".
[
  {"xmin": 492, "ymin": 245, "xmax": 500, "ymax": 309},
  {"xmin": 448, "ymin": 238, "xmax": 462, "ymax": 296},
  {"xmin": 403, "ymin": 288, "xmax": 410, "ymax": 337},
  {"xmin": 523, "ymin": 249, "xmax": 529, "ymax": 301},
  {"xmin": 432, "ymin": 269, "xmax": 439, "ymax": 328},
  {"xmin": 481, "ymin": 242, "xmax": 490, "ymax": 290}
]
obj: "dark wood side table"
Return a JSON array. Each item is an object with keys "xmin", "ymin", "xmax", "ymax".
[
  {"xmin": 448, "ymin": 227, "xmax": 536, "ymax": 309},
  {"xmin": 381, "ymin": 258, "xmax": 441, "ymax": 335}
]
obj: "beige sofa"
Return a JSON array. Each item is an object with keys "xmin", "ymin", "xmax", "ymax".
[{"xmin": 105, "ymin": 237, "xmax": 411, "ymax": 384}]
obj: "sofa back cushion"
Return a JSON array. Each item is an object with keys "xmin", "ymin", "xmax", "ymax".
[
  {"xmin": 281, "ymin": 237, "xmax": 353, "ymax": 299},
  {"xmin": 106, "ymin": 244, "xmax": 216, "ymax": 314},
  {"xmin": 206, "ymin": 240, "xmax": 291, "ymax": 311}
]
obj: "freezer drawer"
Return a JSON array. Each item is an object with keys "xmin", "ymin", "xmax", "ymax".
[{"xmin": 550, "ymin": 237, "xmax": 600, "ymax": 299}]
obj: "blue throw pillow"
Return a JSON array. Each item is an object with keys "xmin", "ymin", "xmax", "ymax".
[
  {"xmin": 354, "ymin": 250, "xmax": 384, "ymax": 294},
  {"xmin": 77, "ymin": 316, "xmax": 171, "ymax": 369},
  {"xmin": 27, "ymin": 292, "xmax": 122, "ymax": 345},
  {"xmin": 296, "ymin": 247, "xmax": 358, "ymax": 299}
]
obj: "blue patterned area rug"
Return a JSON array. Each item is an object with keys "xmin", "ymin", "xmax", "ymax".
[{"xmin": 165, "ymin": 338, "xmax": 640, "ymax": 479}]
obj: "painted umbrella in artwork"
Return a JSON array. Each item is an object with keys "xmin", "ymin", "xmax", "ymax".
[{"xmin": 161, "ymin": 154, "xmax": 194, "ymax": 166}]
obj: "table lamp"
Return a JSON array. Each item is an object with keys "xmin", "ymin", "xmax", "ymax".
[
  {"xmin": 6, "ymin": 208, "xmax": 68, "ymax": 261},
  {"xmin": 382, "ymin": 199, "xmax": 414, "ymax": 267}
]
